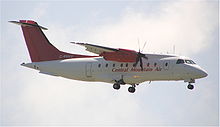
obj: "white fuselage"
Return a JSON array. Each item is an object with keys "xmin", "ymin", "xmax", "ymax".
[
  {"xmin": 22, "ymin": 54, "xmax": 207, "ymax": 85},
  {"xmin": 10, "ymin": 20, "xmax": 208, "ymax": 92}
]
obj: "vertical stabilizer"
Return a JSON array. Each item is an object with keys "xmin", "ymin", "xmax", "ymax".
[{"xmin": 10, "ymin": 20, "xmax": 95, "ymax": 62}]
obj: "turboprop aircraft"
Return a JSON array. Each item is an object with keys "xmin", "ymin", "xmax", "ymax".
[{"xmin": 9, "ymin": 20, "xmax": 208, "ymax": 93}]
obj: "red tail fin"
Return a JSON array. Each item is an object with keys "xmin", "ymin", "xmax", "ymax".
[{"xmin": 10, "ymin": 20, "xmax": 95, "ymax": 62}]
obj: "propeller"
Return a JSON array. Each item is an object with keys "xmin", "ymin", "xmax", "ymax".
[{"xmin": 133, "ymin": 41, "xmax": 148, "ymax": 71}]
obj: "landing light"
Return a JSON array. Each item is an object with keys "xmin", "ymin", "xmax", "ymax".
[{"xmin": 133, "ymin": 75, "xmax": 141, "ymax": 78}]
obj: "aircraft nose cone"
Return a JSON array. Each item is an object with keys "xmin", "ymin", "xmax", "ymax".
[
  {"xmin": 201, "ymin": 70, "xmax": 208, "ymax": 77},
  {"xmin": 191, "ymin": 65, "xmax": 208, "ymax": 79},
  {"xmin": 198, "ymin": 69, "xmax": 208, "ymax": 78}
]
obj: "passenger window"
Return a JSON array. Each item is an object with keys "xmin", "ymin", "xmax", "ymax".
[
  {"xmin": 120, "ymin": 63, "xmax": 123, "ymax": 67},
  {"xmin": 191, "ymin": 60, "xmax": 196, "ymax": 64},
  {"xmin": 126, "ymin": 63, "xmax": 128, "ymax": 67},
  {"xmin": 133, "ymin": 63, "xmax": 136, "ymax": 67},
  {"xmin": 176, "ymin": 59, "xmax": 184, "ymax": 64},
  {"xmin": 98, "ymin": 64, "xmax": 101, "ymax": 68},
  {"xmin": 185, "ymin": 60, "xmax": 191, "ymax": 64}
]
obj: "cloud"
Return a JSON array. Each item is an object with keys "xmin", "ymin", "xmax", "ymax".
[
  {"xmin": 1, "ymin": 0, "xmax": 218, "ymax": 126},
  {"xmin": 3, "ymin": 72, "xmax": 145, "ymax": 125},
  {"xmin": 30, "ymin": 3, "xmax": 48, "ymax": 21},
  {"xmin": 85, "ymin": 1, "xmax": 218, "ymax": 56}
]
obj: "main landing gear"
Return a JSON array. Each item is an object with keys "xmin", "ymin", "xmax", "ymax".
[
  {"xmin": 128, "ymin": 84, "xmax": 136, "ymax": 93},
  {"xmin": 113, "ymin": 83, "xmax": 120, "ymax": 90},
  {"xmin": 113, "ymin": 82, "xmax": 137, "ymax": 93},
  {"xmin": 113, "ymin": 79, "xmax": 125, "ymax": 90}
]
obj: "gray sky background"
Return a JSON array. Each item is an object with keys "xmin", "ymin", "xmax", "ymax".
[{"xmin": 1, "ymin": 0, "xmax": 219, "ymax": 126}]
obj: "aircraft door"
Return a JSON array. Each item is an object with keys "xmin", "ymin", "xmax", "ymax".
[
  {"xmin": 85, "ymin": 63, "xmax": 92, "ymax": 77},
  {"xmin": 163, "ymin": 61, "xmax": 170, "ymax": 70}
]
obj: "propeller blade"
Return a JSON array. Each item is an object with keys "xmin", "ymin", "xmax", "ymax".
[
  {"xmin": 140, "ymin": 57, "xmax": 143, "ymax": 71},
  {"xmin": 134, "ymin": 51, "xmax": 147, "ymax": 71},
  {"xmin": 138, "ymin": 38, "xmax": 140, "ymax": 52},
  {"xmin": 139, "ymin": 53, "xmax": 148, "ymax": 60},
  {"xmin": 142, "ymin": 55, "xmax": 148, "ymax": 60},
  {"xmin": 133, "ymin": 55, "xmax": 140, "ymax": 67},
  {"xmin": 141, "ymin": 41, "xmax": 147, "ymax": 52}
]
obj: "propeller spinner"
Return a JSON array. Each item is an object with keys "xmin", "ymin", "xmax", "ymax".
[{"xmin": 133, "ymin": 41, "xmax": 148, "ymax": 71}]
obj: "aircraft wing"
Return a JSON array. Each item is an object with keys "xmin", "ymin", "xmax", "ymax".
[
  {"xmin": 71, "ymin": 42, "xmax": 147, "ymax": 68},
  {"xmin": 71, "ymin": 42, "xmax": 118, "ymax": 55}
]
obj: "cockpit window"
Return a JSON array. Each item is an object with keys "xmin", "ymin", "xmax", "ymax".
[
  {"xmin": 176, "ymin": 59, "xmax": 185, "ymax": 64},
  {"xmin": 192, "ymin": 60, "xmax": 196, "ymax": 64},
  {"xmin": 185, "ymin": 60, "xmax": 196, "ymax": 64}
]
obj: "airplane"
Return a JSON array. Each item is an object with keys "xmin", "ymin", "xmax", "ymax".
[{"xmin": 9, "ymin": 20, "xmax": 208, "ymax": 93}]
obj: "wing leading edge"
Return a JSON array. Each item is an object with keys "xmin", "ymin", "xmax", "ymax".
[{"xmin": 71, "ymin": 42, "xmax": 118, "ymax": 54}]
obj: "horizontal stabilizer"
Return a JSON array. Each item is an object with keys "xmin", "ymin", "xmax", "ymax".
[{"xmin": 9, "ymin": 20, "xmax": 48, "ymax": 30}]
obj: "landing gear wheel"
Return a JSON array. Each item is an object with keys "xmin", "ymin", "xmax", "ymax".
[
  {"xmin": 128, "ymin": 87, "xmax": 136, "ymax": 93},
  {"xmin": 187, "ymin": 84, "xmax": 194, "ymax": 90},
  {"xmin": 113, "ymin": 83, "xmax": 120, "ymax": 90}
]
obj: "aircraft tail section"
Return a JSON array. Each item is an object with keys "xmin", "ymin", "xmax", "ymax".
[{"xmin": 10, "ymin": 20, "xmax": 95, "ymax": 62}]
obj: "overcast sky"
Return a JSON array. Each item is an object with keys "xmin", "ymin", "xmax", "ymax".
[{"xmin": 1, "ymin": 0, "xmax": 219, "ymax": 126}]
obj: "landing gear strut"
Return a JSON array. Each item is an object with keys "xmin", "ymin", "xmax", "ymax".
[{"xmin": 128, "ymin": 84, "xmax": 136, "ymax": 93}]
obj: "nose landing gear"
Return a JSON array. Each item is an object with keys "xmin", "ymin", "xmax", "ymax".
[
  {"xmin": 185, "ymin": 79, "xmax": 195, "ymax": 90},
  {"xmin": 187, "ymin": 83, "xmax": 194, "ymax": 90}
]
